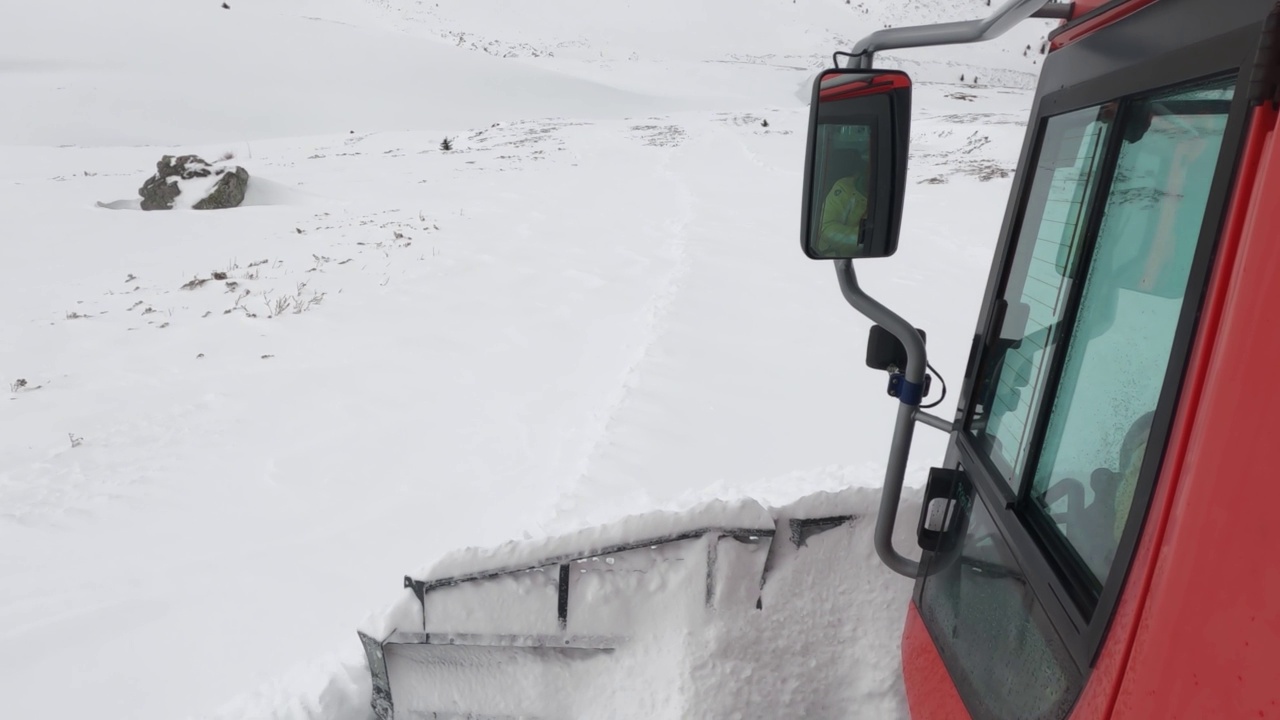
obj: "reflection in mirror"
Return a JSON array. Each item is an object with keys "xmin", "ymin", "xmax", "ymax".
[
  {"xmin": 812, "ymin": 123, "xmax": 875, "ymax": 256},
  {"xmin": 801, "ymin": 68, "xmax": 910, "ymax": 260}
]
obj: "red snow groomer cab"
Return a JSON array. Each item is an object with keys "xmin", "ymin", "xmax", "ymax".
[{"xmin": 805, "ymin": 0, "xmax": 1280, "ymax": 718}]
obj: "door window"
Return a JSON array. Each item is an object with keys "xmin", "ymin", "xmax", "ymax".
[
  {"xmin": 923, "ymin": 73, "xmax": 1239, "ymax": 720},
  {"xmin": 968, "ymin": 106, "xmax": 1113, "ymax": 494},
  {"xmin": 1027, "ymin": 79, "xmax": 1235, "ymax": 589}
]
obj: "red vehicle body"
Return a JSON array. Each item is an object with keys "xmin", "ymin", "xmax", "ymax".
[{"xmin": 889, "ymin": 1, "xmax": 1280, "ymax": 718}]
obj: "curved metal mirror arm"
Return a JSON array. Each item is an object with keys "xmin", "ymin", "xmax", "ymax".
[
  {"xmin": 845, "ymin": 0, "xmax": 1067, "ymax": 68},
  {"xmin": 835, "ymin": 259, "xmax": 928, "ymax": 578}
]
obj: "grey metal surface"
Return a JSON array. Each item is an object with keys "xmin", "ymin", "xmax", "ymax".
[
  {"xmin": 914, "ymin": 409, "xmax": 954, "ymax": 433},
  {"xmin": 835, "ymin": 260, "xmax": 923, "ymax": 578},
  {"xmin": 376, "ymin": 525, "xmax": 777, "ymax": 720},
  {"xmin": 847, "ymin": 0, "xmax": 1059, "ymax": 68},
  {"xmin": 359, "ymin": 630, "xmax": 395, "ymax": 720},
  {"xmin": 386, "ymin": 631, "xmax": 623, "ymax": 650},
  {"xmin": 407, "ymin": 526, "xmax": 775, "ymax": 596},
  {"xmin": 836, "ymin": 261, "xmax": 926, "ymax": 385}
]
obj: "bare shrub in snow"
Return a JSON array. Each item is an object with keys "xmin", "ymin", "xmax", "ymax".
[{"xmin": 260, "ymin": 283, "xmax": 325, "ymax": 319}]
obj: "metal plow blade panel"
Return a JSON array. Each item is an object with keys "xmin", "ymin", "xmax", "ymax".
[{"xmin": 360, "ymin": 518, "xmax": 854, "ymax": 719}]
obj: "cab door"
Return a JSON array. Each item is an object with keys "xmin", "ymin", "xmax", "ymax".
[{"xmin": 910, "ymin": 9, "xmax": 1264, "ymax": 718}]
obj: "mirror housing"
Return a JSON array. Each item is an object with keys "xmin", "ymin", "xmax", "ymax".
[
  {"xmin": 801, "ymin": 69, "xmax": 912, "ymax": 260},
  {"xmin": 866, "ymin": 324, "xmax": 927, "ymax": 372}
]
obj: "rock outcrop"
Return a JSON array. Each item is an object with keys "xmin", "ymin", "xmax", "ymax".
[{"xmin": 138, "ymin": 155, "xmax": 250, "ymax": 210}]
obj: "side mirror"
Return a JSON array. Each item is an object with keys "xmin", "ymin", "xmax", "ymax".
[
  {"xmin": 801, "ymin": 68, "xmax": 912, "ymax": 260},
  {"xmin": 866, "ymin": 324, "xmax": 927, "ymax": 372}
]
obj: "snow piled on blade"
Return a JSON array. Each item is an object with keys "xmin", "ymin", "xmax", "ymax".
[
  {"xmin": 420, "ymin": 497, "xmax": 774, "ymax": 583},
  {"xmin": 337, "ymin": 486, "xmax": 922, "ymax": 720}
]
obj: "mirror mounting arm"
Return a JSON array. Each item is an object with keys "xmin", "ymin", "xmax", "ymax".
[
  {"xmin": 835, "ymin": 259, "xmax": 929, "ymax": 578},
  {"xmin": 915, "ymin": 409, "xmax": 953, "ymax": 433},
  {"xmin": 836, "ymin": 260, "xmax": 926, "ymax": 384},
  {"xmin": 845, "ymin": 0, "xmax": 1063, "ymax": 69}
]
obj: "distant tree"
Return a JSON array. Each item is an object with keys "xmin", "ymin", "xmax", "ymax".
[
  {"xmin": 222, "ymin": 2, "xmax": 230, "ymax": 7},
  {"xmin": 961, "ymin": 73, "xmax": 966, "ymax": 82},
  {"xmin": 761, "ymin": 119, "xmax": 769, "ymax": 128},
  {"xmin": 440, "ymin": 137, "xmax": 453, "ymax": 151}
]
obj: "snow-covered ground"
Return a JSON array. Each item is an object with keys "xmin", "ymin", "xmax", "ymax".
[{"xmin": 0, "ymin": 1, "xmax": 1053, "ymax": 718}]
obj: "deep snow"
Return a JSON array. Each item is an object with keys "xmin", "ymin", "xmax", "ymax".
[{"xmin": 0, "ymin": 1, "xmax": 1053, "ymax": 718}]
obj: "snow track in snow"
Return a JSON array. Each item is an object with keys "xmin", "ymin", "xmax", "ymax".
[{"xmin": 559, "ymin": 129, "xmax": 698, "ymax": 520}]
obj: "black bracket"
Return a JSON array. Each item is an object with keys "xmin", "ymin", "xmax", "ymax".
[
  {"xmin": 918, "ymin": 467, "xmax": 964, "ymax": 553},
  {"xmin": 887, "ymin": 372, "xmax": 931, "ymax": 404},
  {"xmin": 866, "ymin": 324, "xmax": 927, "ymax": 372},
  {"xmin": 789, "ymin": 515, "xmax": 855, "ymax": 547},
  {"xmin": 404, "ymin": 575, "xmax": 427, "ymax": 605},
  {"xmin": 557, "ymin": 564, "xmax": 570, "ymax": 630},
  {"xmin": 832, "ymin": 50, "xmax": 866, "ymax": 68}
]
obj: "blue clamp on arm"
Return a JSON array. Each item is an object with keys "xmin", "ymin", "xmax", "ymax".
[{"xmin": 888, "ymin": 373, "xmax": 925, "ymax": 406}]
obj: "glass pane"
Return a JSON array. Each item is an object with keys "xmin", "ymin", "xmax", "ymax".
[
  {"xmin": 920, "ymin": 474, "xmax": 1081, "ymax": 720},
  {"xmin": 810, "ymin": 123, "xmax": 874, "ymax": 256},
  {"xmin": 1029, "ymin": 78, "xmax": 1235, "ymax": 585},
  {"xmin": 968, "ymin": 106, "xmax": 1113, "ymax": 493}
]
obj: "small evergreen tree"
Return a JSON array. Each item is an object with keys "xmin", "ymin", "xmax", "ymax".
[
  {"xmin": 761, "ymin": 119, "xmax": 769, "ymax": 128},
  {"xmin": 440, "ymin": 137, "xmax": 453, "ymax": 151}
]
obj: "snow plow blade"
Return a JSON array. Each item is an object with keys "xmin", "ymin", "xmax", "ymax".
[
  {"xmin": 357, "ymin": 491, "xmax": 917, "ymax": 719},
  {"xmin": 361, "ymin": 630, "xmax": 622, "ymax": 719},
  {"xmin": 359, "ymin": 524, "xmax": 779, "ymax": 719}
]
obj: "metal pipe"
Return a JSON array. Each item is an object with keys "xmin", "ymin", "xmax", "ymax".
[
  {"xmin": 835, "ymin": 260, "xmax": 922, "ymax": 578},
  {"xmin": 835, "ymin": 260, "xmax": 926, "ymax": 384},
  {"xmin": 914, "ymin": 409, "xmax": 954, "ymax": 433},
  {"xmin": 878, "ymin": 402, "xmax": 923, "ymax": 577},
  {"xmin": 848, "ymin": 0, "xmax": 1058, "ymax": 68}
]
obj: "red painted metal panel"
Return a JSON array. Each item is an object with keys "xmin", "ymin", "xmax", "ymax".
[
  {"xmin": 901, "ymin": 603, "xmax": 971, "ymax": 720},
  {"xmin": 1051, "ymin": 0, "xmax": 1162, "ymax": 50},
  {"xmin": 1071, "ymin": 0, "xmax": 1119, "ymax": 19},
  {"xmin": 1112, "ymin": 105, "xmax": 1280, "ymax": 719},
  {"xmin": 819, "ymin": 73, "xmax": 912, "ymax": 101},
  {"xmin": 1069, "ymin": 105, "xmax": 1276, "ymax": 720}
]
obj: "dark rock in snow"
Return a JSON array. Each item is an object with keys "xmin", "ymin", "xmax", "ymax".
[
  {"xmin": 138, "ymin": 154, "xmax": 250, "ymax": 211},
  {"xmin": 193, "ymin": 166, "xmax": 249, "ymax": 209}
]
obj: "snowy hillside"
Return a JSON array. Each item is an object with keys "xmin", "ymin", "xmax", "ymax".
[{"xmin": 0, "ymin": 1, "xmax": 1053, "ymax": 719}]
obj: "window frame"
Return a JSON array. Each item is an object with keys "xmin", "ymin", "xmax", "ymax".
[
  {"xmin": 964, "ymin": 104, "xmax": 1117, "ymax": 504},
  {"xmin": 916, "ymin": 21, "xmax": 1258, "ymax": 683}
]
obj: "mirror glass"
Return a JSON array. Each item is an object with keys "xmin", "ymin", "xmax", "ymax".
[{"xmin": 801, "ymin": 69, "xmax": 912, "ymax": 260}]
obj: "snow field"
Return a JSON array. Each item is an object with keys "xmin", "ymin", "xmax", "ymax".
[{"xmin": 0, "ymin": 0, "xmax": 1051, "ymax": 718}]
